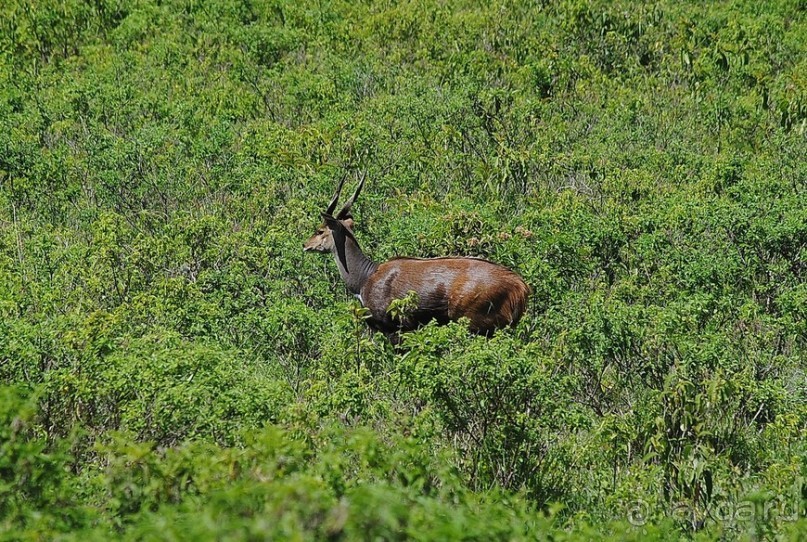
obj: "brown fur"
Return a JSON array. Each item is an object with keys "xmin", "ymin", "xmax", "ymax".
[{"xmin": 361, "ymin": 257, "xmax": 531, "ymax": 337}]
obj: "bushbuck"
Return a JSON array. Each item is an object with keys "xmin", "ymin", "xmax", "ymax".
[{"xmin": 303, "ymin": 175, "xmax": 530, "ymax": 342}]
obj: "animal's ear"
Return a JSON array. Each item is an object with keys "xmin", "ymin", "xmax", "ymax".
[
  {"xmin": 321, "ymin": 213, "xmax": 350, "ymax": 273},
  {"xmin": 321, "ymin": 212, "xmax": 337, "ymax": 227},
  {"xmin": 321, "ymin": 213, "xmax": 356, "ymax": 240}
]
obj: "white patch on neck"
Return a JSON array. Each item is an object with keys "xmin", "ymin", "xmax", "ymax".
[{"xmin": 354, "ymin": 293, "xmax": 364, "ymax": 306}]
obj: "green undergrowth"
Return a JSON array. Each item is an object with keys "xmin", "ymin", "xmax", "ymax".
[{"xmin": 1, "ymin": 0, "xmax": 806, "ymax": 539}]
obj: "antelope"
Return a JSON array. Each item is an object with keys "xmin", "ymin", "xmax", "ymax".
[{"xmin": 303, "ymin": 175, "xmax": 531, "ymax": 342}]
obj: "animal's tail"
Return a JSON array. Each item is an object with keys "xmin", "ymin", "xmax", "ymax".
[{"xmin": 507, "ymin": 278, "xmax": 531, "ymax": 326}]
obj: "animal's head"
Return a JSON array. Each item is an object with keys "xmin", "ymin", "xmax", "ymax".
[
  {"xmin": 303, "ymin": 172, "xmax": 365, "ymax": 254},
  {"xmin": 303, "ymin": 216, "xmax": 355, "ymax": 253}
]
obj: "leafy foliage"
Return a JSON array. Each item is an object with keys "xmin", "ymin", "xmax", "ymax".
[{"xmin": 1, "ymin": 0, "xmax": 806, "ymax": 539}]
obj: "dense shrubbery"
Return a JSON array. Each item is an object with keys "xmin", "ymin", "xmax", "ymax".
[{"xmin": 1, "ymin": 0, "xmax": 805, "ymax": 538}]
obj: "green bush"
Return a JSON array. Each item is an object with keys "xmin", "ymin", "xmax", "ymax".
[{"xmin": 0, "ymin": 0, "xmax": 805, "ymax": 538}]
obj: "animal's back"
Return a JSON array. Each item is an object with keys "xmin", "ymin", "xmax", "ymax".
[{"xmin": 362, "ymin": 257, "xmax": 530, "ymax": 335}]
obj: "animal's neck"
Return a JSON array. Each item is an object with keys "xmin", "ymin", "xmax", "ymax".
[{"xmin": 333, "ymin": 235, "xmax": 378, "ymax": 295}]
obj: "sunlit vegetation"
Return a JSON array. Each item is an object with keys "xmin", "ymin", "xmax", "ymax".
[{"xmin": 1, "ymin": 0, "xmax": 806, "ymax": 538}]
